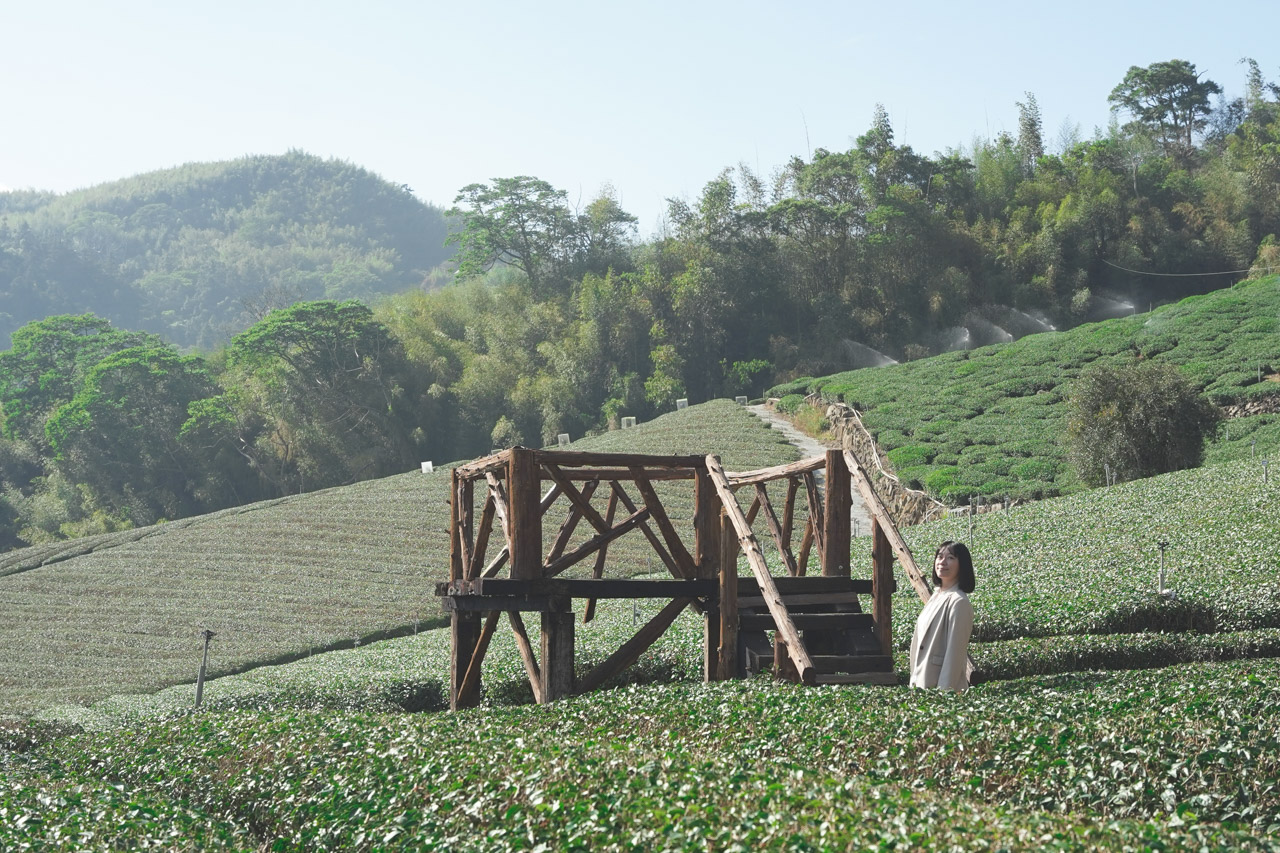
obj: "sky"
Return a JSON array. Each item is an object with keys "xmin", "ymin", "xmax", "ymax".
[{"xmin": 2, "ymin": 0, "xmax": 1273, "ymax": 236}]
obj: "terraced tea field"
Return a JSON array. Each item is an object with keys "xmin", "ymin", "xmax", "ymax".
[{"xmin": 0, "ymin": 400, "xmax": 797, "ymax": 714}]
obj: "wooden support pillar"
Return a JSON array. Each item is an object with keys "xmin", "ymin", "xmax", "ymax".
[
  {"xmin": 716, "ymin": 508, "xmax": 740, "ymax": 680},
  {"xmin": 871, "ymin": 517, "xmax": 894, "ymax": 657},
  {"xmin": 695, "ymin": 467, "xmax": 721, "ymax": 681},
  {"xmin": 823, "ymin": 449, "xmax": 851, "ymax": 577},
  {"xmin": 508, "ymin": 447, "xmax": 542, "ymax": 580},
  {"xmin": 450, "ymin": 611, "xmax": 481, "ymax": 710},
  {"xmin": 540, "ymin": 598, "xmax": 575, "ymax": 702}
]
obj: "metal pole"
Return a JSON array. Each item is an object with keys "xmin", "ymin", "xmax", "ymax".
[
  {"xmin": 195, "ymin": 629, "xmax": 215, "ymax": 708},
  {"xmin": 1157, "ymin": 540, "xmax": 1168, "ymax": 594}
]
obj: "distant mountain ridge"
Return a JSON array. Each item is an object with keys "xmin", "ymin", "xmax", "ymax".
[{"xmin": 0, "ymin": 151, "xmax": 455, "ymax": 348}]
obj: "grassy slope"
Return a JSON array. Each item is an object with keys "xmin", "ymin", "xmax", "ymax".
[
  {"xmin": 770, "ymin": 275, "xmax": 1280, "ymax": 503},
  {"xmin": 0, "ymin": 400, "xmax": 795, "ymax": 714}
]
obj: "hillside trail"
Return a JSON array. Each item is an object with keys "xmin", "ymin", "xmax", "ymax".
[{"xmin": 746, "ymin": 404, "xmax": 872, "ymax": 538}]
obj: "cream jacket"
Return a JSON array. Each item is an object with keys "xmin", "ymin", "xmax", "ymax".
[{"xmin": 908, "ymin": 587, "xmax": 973, "ymax": 691}]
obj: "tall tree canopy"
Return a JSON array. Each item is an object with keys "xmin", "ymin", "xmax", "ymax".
[{"xmin": 1108, "ymin": 59, "xmax": 1222, "ymax": 158}]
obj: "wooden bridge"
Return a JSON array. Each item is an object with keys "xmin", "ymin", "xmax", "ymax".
[{"xmin": 437, "ymin": 446, "xmax": 931, "ymax": 709}]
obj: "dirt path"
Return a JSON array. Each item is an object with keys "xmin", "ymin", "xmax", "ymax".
[{"xmin": 747, "ymin": 404, "xmax": 872, "ymax": 537}]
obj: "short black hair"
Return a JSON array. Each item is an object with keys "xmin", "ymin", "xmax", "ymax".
[{"xmin": 932, "ymin": 541, "xmax": 976, "ymax": 593}]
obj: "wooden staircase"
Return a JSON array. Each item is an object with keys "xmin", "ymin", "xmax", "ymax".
[{"xmin": 735, "ymin": 576, "xmax": 896, "ymax": 685}]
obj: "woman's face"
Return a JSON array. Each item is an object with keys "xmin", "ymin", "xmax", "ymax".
[{"xmin": 935, "ymin": 548, "xmax": 960, "ymax": 590}]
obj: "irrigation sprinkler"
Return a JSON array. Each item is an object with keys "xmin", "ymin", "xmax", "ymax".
[
  {"xmin": 1252, "ymin": 438, "xmax": 1258, "ymax": 460},
  {"xmin": 968, "ymin": 497, "xmax": 975, "ymax": 541},
  {"xmin": 1264, "ymin": 458, "xmax": 1270, "ymax": 484},
  {"xmin": 195, "ymin": 629, "xmax": 215, "ymax": 709}
]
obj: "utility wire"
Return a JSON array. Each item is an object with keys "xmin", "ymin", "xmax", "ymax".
[{"xmin": 1100, "ymin": 257, "xmax": 1274, "ymax": 277}]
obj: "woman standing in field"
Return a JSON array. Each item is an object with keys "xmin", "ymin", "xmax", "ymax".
[{"xmin": 909, "ymin": 541, "xmax": 975, "ymax": 691}]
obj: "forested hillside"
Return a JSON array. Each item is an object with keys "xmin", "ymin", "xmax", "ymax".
[{"xmin": 0, "ymin": 151, "xmax": 453, "ymax": 348}]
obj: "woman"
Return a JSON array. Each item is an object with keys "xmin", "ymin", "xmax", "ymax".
[{"xmin": 909, "ymin": 541, "xmax": 975, "ymax": 691}]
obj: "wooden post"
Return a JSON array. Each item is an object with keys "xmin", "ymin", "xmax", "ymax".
[
  {"xmin": 508, "ymin": 447, "xmax": 542, "ymax": 580},
  {"xmin": 540, "ymin": 598, "xmax": 575, "ymax": 702},
  {"xmin": 823, "ymin": 450, "xmax": 851, "ymax": 576},
  {"xmin": 695, "ymin": 467, "xmax": 721, "ymax": 681},
  {"xmin": 871, "ymin": 518, "xmax": 894, "ymax": 657},
  {"xmin": 717, "ymin": 508, "xmax": 740, "ymax": 680},
  {"xmin": 450, "ymin": 611, "xmax": 481, "ymax": 710}
]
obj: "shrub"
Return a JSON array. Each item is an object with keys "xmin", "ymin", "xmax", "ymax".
[
  {"xmin": 1066, "ymin": 360, "xmax": 1221, "ymax": 486},
  {"xmin": 775, "ymin": 394, "xmax": 806, "ymax": 415},
  {"xmin": 886, "ymin": 445, "xmax": 932, "ymax": 469},
  {"xmin": 925, "ymin": 466, "xmax": 960, "ymax": 495}
]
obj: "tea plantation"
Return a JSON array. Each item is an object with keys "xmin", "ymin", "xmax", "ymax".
[{"xmin": 771, "ymin": 274, "xmax": 1280, "ymax": 504}]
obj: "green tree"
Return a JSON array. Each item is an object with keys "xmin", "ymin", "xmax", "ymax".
[
  {"xmin": 1108, "ymin": 60, "xmax": 1222, "ymax": 159},
  {"xmin": 1066, "ymin": 361, "xmax": 1221, "ymax": 486}
]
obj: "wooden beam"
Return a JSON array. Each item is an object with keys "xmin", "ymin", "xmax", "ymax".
[
  {"xmin": 545, "ymin": 480, "xmax": 598, "ymax": 565},
  {"xmin": 468, "ymin": 577, "xmax": 716, "ymax": 599},
  {"xmin": 480, "ymin": 483, "xmax": 561, "ymax": 580},
  {"xmin": 508, "ymin": 447, "xmax": 542, "ymax": 580},
  {"xmin": 543, "ymin": 506, "xmax": 651, "ymax": 577},
  {"xmin": 696, "ymin": 468, "xmax": 721, "ymax": 683},
  {"xmin": 723, "ymin": 455, "xmax": 826, "ymax": 487},
  {"xmin": 455, "ymin": 450, "xmax": 511, "ymax": 481},
  {"xmin": 577, "ymin": 597, "xmax": 693, "ymax": 695},
  {"xmin": 872, "ymin": 518, "xmax": 894, "ymax": 657},
  {"xmin": 466, "ymin": 494, "xmax": 495, "ymax": 580},
  {"xmin": 584, "ymin": 486, "xmax": 620, "ymax": 624},
  {"xmin": 449, "ymin": 611, "xmax": 481, "ymax": 711},
  {"xmin": 842, "ymin": 449, "xmax": 930, "ymax": 601},
  {"xmin": 541, "ymin": 605, "xmax": 575, "ymax": 702},
  {"xmin": 543, "ymin": 467, "xmax": 696, "ymax": 481},
  {"xmin": 534, "ymin": 450, "xmax": 704, "ymax": 469},
  {"xmin": 609, "ymin": 482, "xmax": 683, "ymax": 580},
  {"xmin": 754, "ymin": 483, "xmax": 800, "ymax": 577},
  {"xmin": 449, "ymin": 470, "xmax": 464, "ymax": 583},
  {"xmin": 802, "ymin": 471, "xmax": 825, "ymax": 568},
  {"xmin": 706, "ymin": 454, "xmax": 815, "ymax": 685},
  {"xmin": 507, "ymin": 611, "xmax": 544, "ymax": 705},
  {"xmin": 781, "ymin": 478, "xmax": 800, "ymax": 551},
  {"xmin": 484, "ymin": 473, "xmax": 513, "ymax": 552},
  {"xmin": 543, "ymin": 463, "xmax": 612, "ymax": 535},
  {"xmin": 456, "ymin": 610, "xmax": 499, "ymax": 706},
  {"xmin": 459, "ymin": 478, "xmax": 475, "ymax": 580},
  {"xmin": 797, "ymin": 518, "xmax": 814, "ymax": 575},
  {"xmin": 823, "ymin": 449, "xmax": 851, "ymax": 577},
  {"xmin": 716, "ymin": 509, "xmax": 740, "ymax": 681},
  {"xmin": 629, "ymin": 468, "xmax": 698, "ymax": 579}
]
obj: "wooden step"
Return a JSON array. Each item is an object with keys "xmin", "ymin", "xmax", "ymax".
[
  {"xmin": 739, "ymin": 612, "xmax": 874, "ymax": 631},
  {"xmin": 738, "ymin": 592, "xmax": 861, "ymax": 609},
  {"xmin": 814, "ymin": 672, "xmax": 899, "ymax": 686},
  {"xmin": 736, "ymin": 576, "xmax": 872, "ymax": 596},
  {"xmin": 811, "ymin": 654, "xmax": 894, "ymax": 673}
]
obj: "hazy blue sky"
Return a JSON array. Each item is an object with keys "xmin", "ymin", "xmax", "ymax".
[{"xmin": 2, "ymin": 0, "xmax": 1272, "ymax": 234}]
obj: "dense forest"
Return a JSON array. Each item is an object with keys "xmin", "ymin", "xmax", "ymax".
[
  {"xmin": 0, "ymin": 58, "xmax": 1277, "ymax": 551},
  {"xmin": 0, "ymin": 151, "xmax": 453, "ymax": 349}
]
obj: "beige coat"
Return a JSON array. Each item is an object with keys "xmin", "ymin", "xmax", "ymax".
[{"xmin": 908, "ymin": 587, "xmax": 973, "ymax": 691}]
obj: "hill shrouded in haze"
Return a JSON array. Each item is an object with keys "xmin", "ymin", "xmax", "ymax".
[{"xmin": 0, "ymin": 151, "xmax": 454, "ymax": 349}]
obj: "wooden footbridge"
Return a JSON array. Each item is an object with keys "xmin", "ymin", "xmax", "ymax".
[{"xmin": 437, "ymin": 446, "xmax": 931, "ymax": 709}]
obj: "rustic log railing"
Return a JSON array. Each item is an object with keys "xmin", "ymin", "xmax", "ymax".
[{"xmin": 437, "ymin": 444, "xmax": 913, "ymax": 708}]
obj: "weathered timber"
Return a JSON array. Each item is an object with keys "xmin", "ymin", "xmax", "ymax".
[
  {"xmin": 872, "ymin": 519, "xmax": 894, "ymax": 656},
  {"xmin": 577, "ymin": 597, "xmax": 693, "ymax": 694},
  {"xmin": 723, "ymin": 456, "xmax": 826, "ymax": 487},
  {"xmin": 781, "ymin": 478, "xmax": 800, "ymax": 550},
  {"xmin": 706, "ymin": 454, "xmax": 815, "ymax": 685},
  {"xmin": 716, "ymin": 509, "xmax": 739, "ymax": 681},
  {"xmin": 508, "ymin": 611, "xmax": 544, "ymax": 704},
  {"xmin": 467, "ymin": 494, "xmax": 495, "ymax": 580},
  {"xmin": 440, "ymin": 595, "xmax": 553, "ymax": 612},
  {"xmin": 823, "ymin": 450, "xmax": 851, "ymax": 577},
  {"xmin": 843, "ymin": 449, "xmax": 930, "ymax": 600},
  {"xmin": 449, "ymin": 611, "xmax": 481, "ymax": 710},
  {"xmin": 802, "ymin": 471, "xmax": 826, "ymax": 568},
  {"xmin": 583, "ymin": 486, "xmax": 620, "ymax": 624},
  {"xmin": 535, "ymin": 450, "xmax": 704, "ymax": 469},
  {"xmin": 797, "ymin": 518, "xmax": 814, "ymax": 574},
  {"xmin": 812, "ymin": 654, "xmax": 894, "ymax": 673},
  {"xmin": 543, "ymin": 463, "xmax": 612, "ymax": 535},
  {"xmin": 738, "ymin": 592, "xmax": 861, "ymax": 609},
  {"xmin": 455, "ymin": 449, "xmax": 510, "ymax": 480},
  {"xmin": 630, "ymin": 468, "xmax": 698, "ymax": 579},
  {"xmin": 813, "ymin": 672, "xmax": 899, "ymax": 685},
  {"xmin": 754, "ymin": 483, "xmax": 800, "ymax": 577},
  {"xmin": 736, "ymin": 576, "xmax": 872, "ymax": 595},
  {"xmin": 449, "ymin": 470, "xmax": 464, "ymax": 583},
  {"xmin": 456, "ymin": 610, "xmax": 500, "ymax": 706},
  {"xmin": 482, "ymin": 548, "xmax": 509, "ymax": 578},
  {"xmin": 462, "ymin": 577, "xmax": 716, "ymax": 599},
  {"xmin": 695, "ymin": 468, "xmax": 721, "ymax": 681},
  {"xmin": 543, "ymin": 505, "xmax": 651, "ymax": 577},
  {"xmin": 484, "ymin": 472, "xmax": 514, "ymax": 552},
  {"xmin": 508, "ymin": 447, "xmax": 542, "ymax": 580},
  {"xmin": 744, "ymin": 493, "xmax": 761, "ymax": 526},
  {"xmin": 739, "ymin": 612, "xmax": 874, "ymax": 631},
  {"xmin": 545, "ymin": 480, "xmax": 598, "ymax": 566},
  {"xmin": 609, "ymin": 482, "xmax": 683, "ymax": 580},
  {"xmin": 541, "ymin": 605, "xmax": 575, "ymax": 701},
  {"xmin": 548, "ymin": 467, "xmax": 695, "ymax": 481},
  {"xmin": 460, "ymin": 478, "xmax": 475, "ymax": 580}
]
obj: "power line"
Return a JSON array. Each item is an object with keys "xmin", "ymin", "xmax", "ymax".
[{"xmin": 1099, "ymin": 257, "xmax": 1270, "ymax": 277}]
